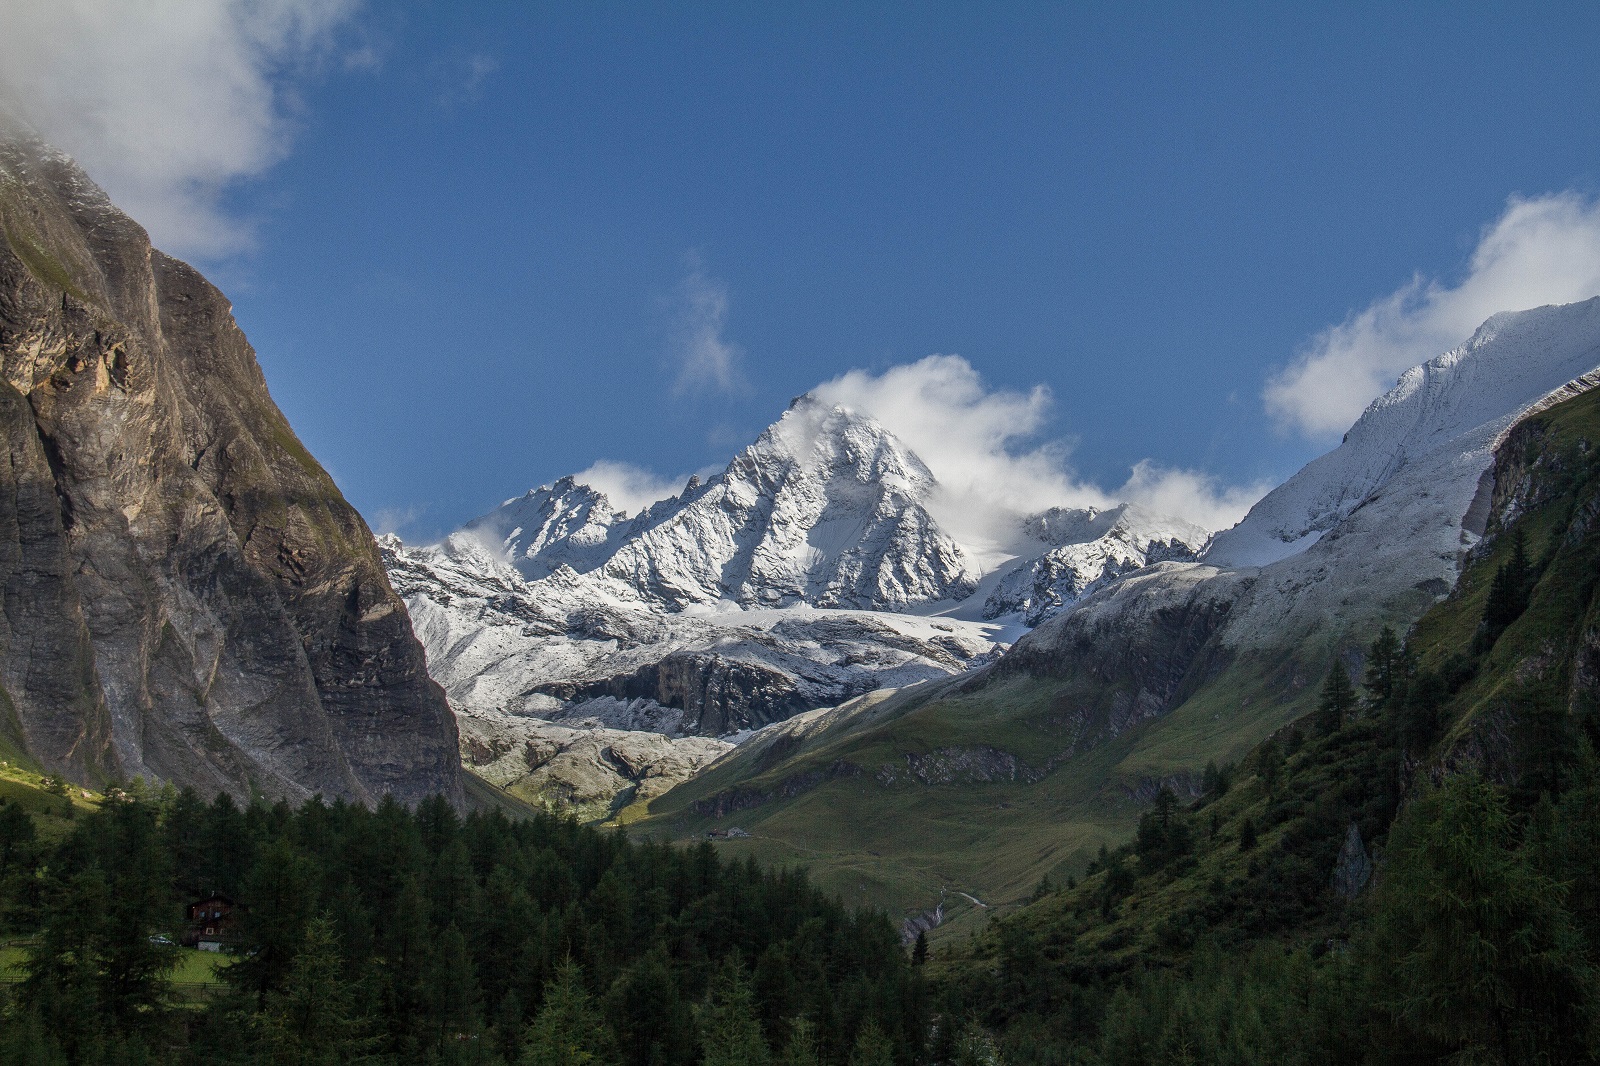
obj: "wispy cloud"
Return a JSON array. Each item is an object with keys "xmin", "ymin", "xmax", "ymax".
[
  {"xmin": 1116, "ymin": 461, "xmax": 1274, "ymax": 536},
  {"xmin": 372, "ymin": 503, "xmax": 428, "ymax": 537},
  {"xmin": 0, "ymin": 0, "xmax": 366, "ymax": 258},
  {"xmin": 433, "ymin": 52, "xmax": 498, "ymax": 110},
  {"xmin": 573, "ymin": 460, "xmax": 696, "ymax": 516},
  {"xmin": 669, "ymin": 261, "xmax": 744, "ymax": 394},
  {"xmin": 813, "ymin": 355, "xmax": 1265, "ymax": 549},
  {"xmin": 1266, "ymin": 193, "xmax": 1600, "ymax": 439}
]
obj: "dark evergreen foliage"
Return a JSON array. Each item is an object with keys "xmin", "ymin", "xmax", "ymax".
[
  {"xmin": 1477, "ymin": 526, "xmax": 1535, "ymax": 651},
  {"xmin": 0, "ymin": 794, "xmax": 919, "ymax": 1065},
  {"xmin": 1362, "ymin": 625, "xmax": 1409, "ymax": 707},
  {"xmin": 1314, "ymin": 662, "xmax": 1357, "ymax": 735}
]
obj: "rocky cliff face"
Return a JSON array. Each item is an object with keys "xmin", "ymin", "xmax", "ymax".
[{"xmin": 0, "ymin": 129, "xmax": 461, "ymax": 806}]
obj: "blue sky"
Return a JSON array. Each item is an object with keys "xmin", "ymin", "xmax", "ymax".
[{"xmin": 7, "ymin": 2, "xmax": 1600, "ymax": 541}]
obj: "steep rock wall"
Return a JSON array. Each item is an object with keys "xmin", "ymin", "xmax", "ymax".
[{"xmin": 0, "ymin": 131, "xmax": 461, "ymax": 806}]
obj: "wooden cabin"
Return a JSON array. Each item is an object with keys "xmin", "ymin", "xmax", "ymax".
[{"xmin": 184, "ymin": 893, "xmax": 238, "ymax": 951}]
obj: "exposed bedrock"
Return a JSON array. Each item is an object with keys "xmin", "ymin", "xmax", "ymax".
[{"xmin": 0, "ymin": 129, "xmax": 461, "ymax": 806}]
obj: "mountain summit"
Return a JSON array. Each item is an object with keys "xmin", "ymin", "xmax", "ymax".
[{"xmin": 459, "ymin": 396, "xmax": 977, "ymax": 611}]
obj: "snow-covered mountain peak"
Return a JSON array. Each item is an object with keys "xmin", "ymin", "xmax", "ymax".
[
  {"xmin": 597, "ymin": 397, "xmax": 974, "ymax": 610},
  {"xmin": 420, "ymin": 394, "xmax": 977, "ymax": 615},
  {"xmin": 1206, "ymin": 296, "xmax": 1600, "ymax": 568},
  {"xmin": 981, "ymin": 501, "xmax": 1212, "ymax": 625},
  {"xmin": 459, "ymin": 475, "xmax": 628, "ymax": 581},
  {"xmin": 738, "ymin": 396, "xmax": 938, "ymax": 498}
]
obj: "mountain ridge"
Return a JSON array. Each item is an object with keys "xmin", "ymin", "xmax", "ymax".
[{"xmin": 388, "ymin": 391, "xmax": 1208, "ymax": 818}]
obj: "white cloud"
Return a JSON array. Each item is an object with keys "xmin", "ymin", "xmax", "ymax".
[
  {"xmin": 0, "ymin": 0, "xmax": 364, "ymax": 258},
  {"xmin": 812, "ymin": 355, "xmax": 1265, "ymax": 550},
  {"xmin": 573, "ymin": 460, "xmax": 696, "ymax": 516},
  {"xmin": 371, "ymin": 503, "xmax": 427, "ymax": 537},
  {"xmin": 1115, "ymin": 461, "xmax": 1272, "ymax": 534},
  {"xmin": 1266, "ymin": 193, "xmax": 1600, "ymax": 439},
  {"xmin": 812, "ymin": 356, "xmax": 1096, "ymax": 547},
  {"xmin": 670, "ymin": 264, "xmax": 743, "ymax": 393}
]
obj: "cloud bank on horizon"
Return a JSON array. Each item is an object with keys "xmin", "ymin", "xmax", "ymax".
[
  {"xmin": 1266, "ymin": 192, "xmax": 1600, "ymax": 438},
  {"xmin": 0, "ymin": 0, "xmax": 362, "ymax": 258}
]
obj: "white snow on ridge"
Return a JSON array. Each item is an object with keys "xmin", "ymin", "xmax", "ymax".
[
  {"xmin": 979, "ymin": 503, "xmax": 1212, "ymax": 626},
  {"xmin": 452, "ymin": 397, "xmax": 978, "ymax": 613},
  {"xmin": 1208, "ymin": 297, "xmax": 1600, "ymax": 568}
]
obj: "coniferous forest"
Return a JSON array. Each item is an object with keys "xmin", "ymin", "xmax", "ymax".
[{"xmin": 0, "ymin": 792, "xmax": 922, "ymax": 1065}]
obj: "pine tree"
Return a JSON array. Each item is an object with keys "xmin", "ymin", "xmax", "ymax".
[
  {"xmin": 227, "ymin": 835, "xmax": 317, "ymax": 1002},
  {"xmin": 520, "ymin": 960, "xmax": 618, "ymax": 1066},
  {"xmin": 425, "ymin": 922, "xmax": 484, "ymax": 1056},
  {"xmin": 1238, "ymin": 817, "xmax": 1257, "ymax": 852},
  {"xmin": 1256, "ymin": 737, "xmax": 1283, "ymax": 794},
  {"xmin": 1136, "ymin": 788, "xmax": 1184, "ymax": 863},
  {"xmin": 1479, "ymin": 527, "xmax": 1534, "ymax": 650},
  {"xmin": 257, "ymin": 916, "xmax": 376, "ymax": 1066},
  {"xmin": 1367, "ymin": 774, "xmax": 1593, "ymax": 1064},
  {"xmin": 781, "ymin": 1017, "xmax": 820, "ymax": 1066},
  {"xmin": 0, "ymin": 799, "xmax": 36, "ymax": 874},
  {"xmin": 1396, "ymin": 669, "xmax": 1448, "ymax": 750},
  {"xmin": 1315, "ymin": 663, "xmax": 1356, "ymax": 735},
  {"xmin": 911, "ymin": 931, "xmax": 929, "ymax": 966},
  {"xmin": 1363, "ymin": 625, "xmax": 1407, "ymax": 707},
  {"xmin": 698, "ymin": 956, "xmax": 771, "ymax": 1066},
  {"xmin": 604, "ymin": 947, "xmax": 696, "ymax": 1066},
  {"xmin": 848, "ymin": 1021, "xmax": 894, "ymax": 1066}
]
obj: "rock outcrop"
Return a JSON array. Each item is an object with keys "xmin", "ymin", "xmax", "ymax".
[
  {"xmin": 459, "ymin": 704, "xmax": 730, "ymax": 822},
  {"xmin": 0, "ymin": 128, "xmax": 461, "ymax": 806}
]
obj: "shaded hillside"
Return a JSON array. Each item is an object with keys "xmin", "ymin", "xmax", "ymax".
[
  {"xmin": 0, "ymin": 128, "xmax": 460, "ymax": 806},
  {"xmin": 933, "ymin": 381, "xmax": 1600, "ymax": 1064}
]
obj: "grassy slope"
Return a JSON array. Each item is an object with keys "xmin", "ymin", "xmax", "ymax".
[
  {"xmin": 0, "ymin": 763, "xmax": 100, "ymax": 833},
  {"xmin": 938, "ymin": 382, "xmax": 1600, "ymax": 992},
  {"xmin": 640, "ymin": 387, "xmax": 1600, "ymax": 931},
  {"xmin": 462, "ymin": 767, "xmax": 548, "ymax": 820},
  {"xmin": 639, "ymin": 599, "xmax": 1330, "ymax": 931},
  {"xmin": 641, "ymin": 659, "xmax": 1318, "ymax": 938}
]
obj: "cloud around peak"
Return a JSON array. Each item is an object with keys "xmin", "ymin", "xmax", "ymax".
[
  {"xmin": 1266, "ymin": 192, "xmax": 1600, "ymax": 439},
  {"xmin": 812, "ymin": 355, "xmax": 1267, "ymax": 550},
  {"xmin": 573, "ymin": 460, "xmax": 696, "ymax": 517}
]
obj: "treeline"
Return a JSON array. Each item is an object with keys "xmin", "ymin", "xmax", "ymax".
[{"xmin": 0, "ymin": 790, "xmax": 926, "ymax": 1065}]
